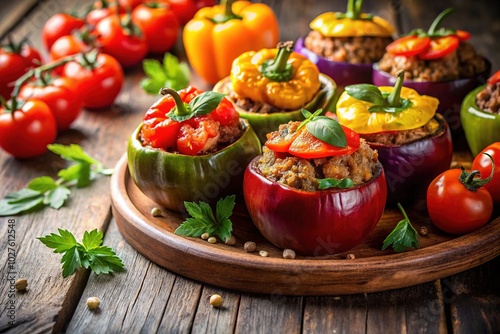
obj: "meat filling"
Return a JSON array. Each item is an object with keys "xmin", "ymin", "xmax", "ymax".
[{"xmin": 476, "ymin": 83, "xmax": 500, "ymax": 114}]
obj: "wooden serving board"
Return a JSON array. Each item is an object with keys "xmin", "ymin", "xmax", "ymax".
[{"xmin": 111, "ymin": 154, "xmax": 500, "ymax": 296}]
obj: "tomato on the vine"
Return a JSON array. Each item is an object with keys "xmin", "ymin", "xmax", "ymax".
[
  {"xmin": 0, "ymin": 100, "xmax": 57, "ymax": 158},
  {"xmin": 427, "ymin": 161, "xmax": 494, "ymax": 235},
  {"xmin": 95, "ymin": 15, "xmax": 148, "ymax": 68},
  {"xmin": 472, "ymin": 142, "xmax": 500, "ymax": 203},
  {"xmin": 49, "ymin": 32, "xmax": 93, "ymax": 61},
  {"xmin": 18, "ymin": 76, "xmax": 83, "ymax": 131},
  {"xmin": 163, "ymin": 0, "xmax": 217, "ymax": 26},
  {"xmin": 62, "ymin": 52, "xmax": 124, "ymax": 109},
  {"xmin": 131, "ymin": 2, "xmax": 179, "ymax": 54},
  {"xmin": 42, "ymin": 13, "xmax": 85, "ymax": 50},
  {"xmin": 86, "ymin": 0, "xmax": 119, "ymax": 26}
]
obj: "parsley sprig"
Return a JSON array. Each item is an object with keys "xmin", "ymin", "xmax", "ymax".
[
  {"xmin": 140, "ymin": 52, "xmax": 190, "ymax": 94},
  {"xmin": 174, "ymin": 195, "xmax": 235, "ymax": 242},
  {"xmin": 0, "ymin": 144, "xmax": 113, "ymax": 216},
  {"xmin": 382, "ymin": 203, "xmax": 419, "ymax": 252},
  {"xmin": 38, "ymin": 229, "xmax": 125, "ymax": 277}
]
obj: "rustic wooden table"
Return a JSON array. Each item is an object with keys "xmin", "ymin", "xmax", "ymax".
[{"xmin": 1, "ymin": 0, "xmax": 499, "ymax": 333}]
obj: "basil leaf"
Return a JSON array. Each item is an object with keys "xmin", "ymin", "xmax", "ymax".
[
  {"xmin": 28, "ymin": 176, "xmax": 58, "ymax": 193},
  {"xmin": 345, "ymin": 84, "xmax": 386, "ymax": 106},
  {"xmin": 48, "ymin": 144, "xmax": 97, "ymax": 164},
  {"xmin": 301, "ymin": 108, "xmax": 313, "ymax": 119},
  {"xmin": 190, "ymin": 91, "xmax": 226, "ymax": 117},
  {"xmin": 317, "ymin": 178, "xmax": 355, "ymax": 190},
  {"xmin": 306, "ymin": 117, "xmax": 347, "ymax": 148},
  {"xmin": 46, "ymin": 186, "xmax": 71, "ymax": 209}
]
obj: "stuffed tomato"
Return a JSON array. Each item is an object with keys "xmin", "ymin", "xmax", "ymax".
[
  {"xmin": 336, "ymin": 71, "xmax": 453, "ymax": 205},
  {"xmin": 373, "ymin": 8, "xmax": 490, "ymax": 132},
  {"xmin": 461, "ymin": 70, "xmax": 500, "ymax": 156},
  {"xmin": 128, "ymin": 86, "xmax": 261, "ymax": 212},
  {"xmin": 243, "ymin": 111, "xmax": 387, "ymax": 255},
  {"xmin": 213, "ymin": 41, "xmax": 336, "ymax": 143},
  {"xmin": 294, "ymin": 0, "xmax": 394, "ymax": 99}
]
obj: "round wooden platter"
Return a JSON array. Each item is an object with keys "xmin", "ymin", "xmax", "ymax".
[{"xmin": 111, "ymin": 154, "xmax": 500, "ymax": 296}]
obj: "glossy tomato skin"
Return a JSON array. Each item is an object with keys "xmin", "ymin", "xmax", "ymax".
[
  {"xmin": 95, "ymin": 15, "xmax": 148, "ymax": 68},
  {"xmin": 427, "ymin": 169, "xmax": 493, "ymax": 235},
  {"xmin": 472, "ymin": 143, "xmax": 500, "ymax": 203},
  {"xmin": 62, "ymin": 53, "xmax": 124, "ymax": 109},
  {"xmin": 42, "ymin": 13, "xmax": 85, "ymax": 50},
  {"xmin": 49, "ymin": 34, "xmax": 90, "ymax": 61},
  {"xmin": 0, "ymin": 100, "xmax": 57, "ymax": 158},
  {"xmin": 18, "ymin": 77, "xmax": 83, "ymax": 131},
  {"xmin": 0, "ymin": 46, "xmax": 42, "ymax": 100},
  {"xmin": 132, "ymin": 3, "xmax": 180, "ymax": 54},
  {"xmin": 244, "ymin": 159, "xmax": 387, "ymax": 255},
  {"xmin": 165, "ymin": 0, "xmax": 217, "ymax": 26}
]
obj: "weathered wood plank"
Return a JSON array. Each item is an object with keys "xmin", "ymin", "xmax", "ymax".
[{"xmin": 0, "ymin": 0, "xmax": 39, "ymax": 39}]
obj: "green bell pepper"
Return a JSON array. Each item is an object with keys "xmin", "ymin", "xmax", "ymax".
[
  {"xmin": 128, "ymin": 119, "xmax": 261, "ymax": 212},
  {"xmin": 461, "ymin": 85, "xmax": 500, "ymax": 156},
  {"xmin": 213, "ymin": 73, "xmax": 336, "ymax": 143}
]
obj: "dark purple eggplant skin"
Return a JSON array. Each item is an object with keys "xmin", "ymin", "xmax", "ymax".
[
  {"xmin": 372, "ymin": 61, "xmax": 491, "ymax": 132},
  {"xmin": 294, "ymin": 37, "xmax": 373, "ymax": 88},
  {"xmin": 243, "ymin": 159, "xmax": 387, "ymax": 256},
  {"xmin": 368, "ymin": 114, "xmax": 453, "ymax": 206}
]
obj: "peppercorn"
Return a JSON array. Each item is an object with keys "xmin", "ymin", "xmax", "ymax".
[
  {"xmin": 346, "ymin": 253, "xmax": 355, "ymax": 260},
  {"xmin": 244, "ymin": 241, "xmax": 256, "ymax": 253},
  {"xmin": 419, "ymin": 226, "xmax": 429, "ymax": 236},
  {"xmin": 86, "ymin": 297, "xmax": 101, "ymax": 310},
  {"xmin": 151, "ymin": 207, "xmax": 162, "ymax": 217},
  {"xmin": 201, "ymin": 233, "xmax": 210, "ymax": 240},
  {"xmin": 15, "ymin": 278, "xmax": 27, "ymax": 291},
  {"xmin": 209, "ymin": 294, "xmax": 223, "ymax": 308},
  {"xmin": 259, "ymin": 250, "xmax": 269, "ymax": 257},
  {"xmin": 207, "ymin": 237, "xmax": 217, "ymax": 244},
  {"xmin": 283, "ymin": 249, "xmax": 296, "ymax": 259},
  {"xmin": 225, "ymin": 235, "xmax": 236, "ymax": 245}
]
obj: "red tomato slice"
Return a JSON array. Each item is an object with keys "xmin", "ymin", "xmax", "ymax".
[
  {"xmin": 210, "ymin": 97, "xmax": 239, "ymax": 127},
  {"xmin": 265, "ymin": 126, "xmax": 303, "ymax": 153},
  {"xmin": 419, "ymin": 35, "xmax": 459, "ymax": 60},
  {"xmin": 141, "ymin": 117, "xmax": 181, "ymax": 150},
  {"xmin": 487, "ymin": 70, "xmax": 500, "ymax": 85},
  {"xmin": 455, "ymin": 30, "xmax": 471, "ymax": 42},
  {"xmin": 386, "ymin": 36, "xmax": 431, "ymax": 57},
  {"xmin": 177, "ymin": 116, "xmax": 219, "ymax": 155}
]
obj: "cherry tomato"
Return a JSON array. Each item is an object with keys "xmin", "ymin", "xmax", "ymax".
[
  {"xmin": 487, "ymin": 70, "xmax": 500, "ymax": 85},
  {"xmin": 95, "ymin": 15, "xmax": 148, "ymax": 68},
  {"xmin": 177, "ymin": 116, "xmax": 219, "ymax": 155},
  {"xmin": 0, "ymin": 100, "xmax": 57, "ymax": 158},
  {"xmin": 472, "ymin": 143, "xmax": 500, "ymax": 203},
  {"xmin": 132, "ymin": 2, "xmax": 180, "ymax": 54},
  {"xmin": 162, "ymin": 0, "xmax": 216, "ymax": 26},
  {"xmin": 419, "ymin": 35, "xmax": 459, "ymax": 60},
  {"xmin": 49, "ymin": 34, "xmax": 91, "ymax": 61},
  {"xmin": 18, "ymin": 76, "xmax": 83, "ymax": 131},
  {"xmin": 86, "ymin": 0, "xmax": 119, "ymax": 26},
  {"xmin": 118, "ymin": 0, "xmax": 143, "ymax": 11},
  {"xmin": 386, "ymin": 36, "xmax": 431, "ymax": 57},
  {"xmin": 427, "ymin": 168, "xmax": 493, "ymax": 235},
  {"xmin": 0, "ymin": 43, "xmax": 42, "ymax": 100},
  {"xmin": 42, "ymin": 13, "xmax": 85, "ymax": 50},
  {"xmin": 455, "ymin": 30, "xmax": 471, "ymax": 42},
  {"xmin": 288, "ymin": 125, "xmax": 360, "ymax": 159},
  {"xmin": 62, "ymin": 53, "xmax": 124, "ymax": 109}
]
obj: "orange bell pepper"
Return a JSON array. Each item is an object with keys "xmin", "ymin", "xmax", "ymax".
[{"xmin": 183, "ymin": 0, "xmax": 279, "ymax": 84}]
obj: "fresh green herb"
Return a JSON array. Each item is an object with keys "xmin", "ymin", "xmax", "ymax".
[
  {"xmin": 38, "ymin": 228, "xmax": 125, "ymax": 277},
  {"xmin": 140, "ymin": 52, "xmax": 190, "ymax": 94},
  {"xmin": 174, "ymin": 195, "xmax": 235, "ymax": 242},
  {"xmin": 298, "ymin": 108, "xmax": 347, "ymax": 148},
  {"xmin": 345, "ymin": 71, "xmax": 413, "ymax": 113},
  {"xmin": 162, "ymin": 88, "xmax": 226, "ymax": 122},
  {"xmin": 317, "ymin": 178, "xmax": 355, "ymax": 190},
  {"xmin": 0, "ymin": 144, "xmax": 112, "ymax": 216},
  {"xmin": 382, "ymin": 203, "xmax": 419, "ymax": 252}
]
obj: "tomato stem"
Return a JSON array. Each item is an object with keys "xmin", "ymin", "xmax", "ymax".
[
  {"xmin": 459, "ymin": 153, "xmax": 495, "ymax": 191},
  {"xmin": 160, "ymin": 88, "xmax": 190, "ymax": 116},
  {"xmin": 387, "ymin": 70, "xmax": 404, "ymax": 107},
  {"xmin": 428, "ymin": 8, "xmax": 454, "ymax": 35},
  {"xmin": 259, "ymin": 41, "xmax": 294, "ymax": 82}
]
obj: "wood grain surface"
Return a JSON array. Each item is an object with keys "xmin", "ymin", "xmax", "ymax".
[{"xmin": 0, "ymin": 0, "xmax": 498, "ymax": 333}]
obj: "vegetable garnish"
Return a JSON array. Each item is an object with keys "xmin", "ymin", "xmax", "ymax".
[
  {"xmin": 140, "ymin": 53, "xmax": 190, "ymax": 94},
  {"xmin": 298, "ymin": 108, "xmax": 347, "ymax": 148},
  {"xmin": 345, "ymin": 71, "xmax": 412, "ymax": 113},
  {"xmin": 161, "ymin": 88, "xmax": 226, "ymax": 122},
  {"xmin": 0, "ymin": 144, "xmax": 112, "ymax": 216},
  {"xmin": 174, "ymin": 195, "xmax": 235, "ymax": 242},
  {"xmin": 38, "ymin": 229, "xmax": 125, "ymax": 278},
  {"xmin": 382, "ymin": 203, "xmax": 419, "ymax": 253},
  {"xmin": 317, "ymin": 178, "xmax": 354, "ymax": 190}
]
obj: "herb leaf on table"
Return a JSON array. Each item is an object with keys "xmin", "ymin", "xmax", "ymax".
[
  {"xmin": 382, "ymin": 203, "xmax": 420, "ymax": 252},
  {"xmin": 38, "ymin": 228, "xmax": 125, "ymax": 278},
  {"xmin": 175, "ymin": 195, "xmax": 235, "ymax": 242},
  {"xmin": 140, "ymin": 52, "xmax": 190, "ymax": 94},
  {"xmin": 0, "ymin": 144, "xmax": 112, "ymax": 216}
]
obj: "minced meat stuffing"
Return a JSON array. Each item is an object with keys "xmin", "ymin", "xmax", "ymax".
[
  {"xmin": 257, "ymin": 139, "xmax": 379, "ymax": 191},
  {"xmin": 476, "ymin": 83, "xmax": 500, "ymax": 114},
  {"xmin": 378, "ymin": 42, "xmax": 486, "ymax": 82},
  {"xmin": 361, "ymin": 115, "xmax": 444, "ymax": 146},
  {"xmin": 228, "ymin": 91, "xmax": 281, "ymax": 113},
  {"xmin": 304, "ymin": 30, "xmax": 392, "ymax": 64}
]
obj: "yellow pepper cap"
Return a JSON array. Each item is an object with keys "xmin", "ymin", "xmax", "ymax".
[
  {"xmin": 310, "ymin": 12, "xmax": 394, "ymax": 37},
  {"xmin": 336, "ymin": 86, "xmax": 439, "ymax": 134}
]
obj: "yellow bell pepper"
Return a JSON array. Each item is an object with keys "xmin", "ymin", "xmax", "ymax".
[
  {"xmin": 310, "ymin": 0, "xmax": 394, "ymax": 37},
  {"xmin": 183, "ymin": 0, "xmax": 279, "ymax": 85},
  {"xmin": 336, "ymin": 71, "xmax": 439, "ymax": 134},
  {"xmin": 230, "ymin": 41, "xmax": 322, "ymax": 110}
]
